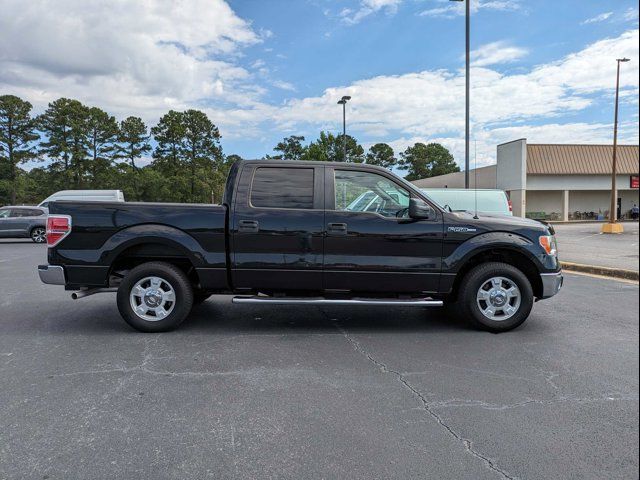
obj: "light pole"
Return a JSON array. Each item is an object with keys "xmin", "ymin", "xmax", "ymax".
[
  {"xmin": 450, "ymin": 0, "xmax": 470, "ymax": 188},
  {"xmin": 602, "ymin": 57, "xmax": 630, "ymax": 234},
  {"xmin": 337, "ymin": 95, "xmax": 351, "ymax": 162}
]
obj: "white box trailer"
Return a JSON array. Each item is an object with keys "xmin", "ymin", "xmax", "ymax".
[{"xmin": 38, "ymin": 190, "xmax": 125, "ymax": 208}]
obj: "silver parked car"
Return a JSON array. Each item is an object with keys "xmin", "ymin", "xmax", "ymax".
[{"xmin": 0, "ymin": 206, "xmax": 49, "ymax": 243}]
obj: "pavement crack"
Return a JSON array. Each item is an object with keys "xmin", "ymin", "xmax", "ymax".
[
  {"xmin": 430, "ymin": 395, "xmax": 638, "ymax": 411},
  {"xmin": 335, "ymin": 323, "xmax": 516, "ymax": 480}
]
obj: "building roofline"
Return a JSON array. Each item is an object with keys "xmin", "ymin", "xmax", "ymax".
[
  {"xmin": 526, "ymin": 143, "xmax": 639, "ymax": 147},
  {"xmin": 496, "ymin": 138, "xmax": 527, "ymax": 147}
]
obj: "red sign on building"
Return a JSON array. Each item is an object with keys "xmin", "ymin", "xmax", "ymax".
[{"xmin": 631, "ymin": 176, "xmax": 640, "ymax": 189}]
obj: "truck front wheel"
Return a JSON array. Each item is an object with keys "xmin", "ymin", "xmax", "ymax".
[
  {"xmin": 457, "ymin": 262, "xmax": 534, "ymax": 333},
  {"xmin": 117, "ymin": 262, "xmax": 194, "ymax": 332}
]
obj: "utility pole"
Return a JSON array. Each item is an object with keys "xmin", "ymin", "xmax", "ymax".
[
  {"xmin": 602, "ymin": 57, "xmax": 630, "ymax": 234},
  {"xmin": 337, "ymin": 95, "xmax": 351, "ymax": 162},
  {"xmin": 450, "ymin": 0, "xmax": 470, "ymax": 188}
]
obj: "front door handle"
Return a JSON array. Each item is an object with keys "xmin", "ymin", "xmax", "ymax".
[
  {"xmin": 238, "ymin": 220, "xmax": 259, "ymax": 233},
  {"xmin": 327, "ymin": 222, "xmax": 347, "ymax": 235}
]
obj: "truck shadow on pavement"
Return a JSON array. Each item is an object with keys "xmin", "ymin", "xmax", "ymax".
[
  {"xmin": 181, "ymin": 300, "xmax": 471, "ymax": 335},
  {"xmin": 30, "ymin": 297, "xmax": 477, "ymax": 335}
]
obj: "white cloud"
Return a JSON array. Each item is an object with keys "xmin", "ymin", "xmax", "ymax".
[
  {"xmin": 234, "ymin": 29, "xmax": 638, "ymax": 166},
  {"xmin": 263, "ymin": 30, "xmax": 638, "ymax": 137},
  {"xmin": 0, "ymin": 0, "xmax": 262, "ymax": 123},
  {"xmin": 419, "ymin": 0, "xmax": 521, "ymax": 18},
  {"xmin": 471, "ymin": 41, "xmax": 528, "ymax": 67},
  {"xmin": 1, "ymin": 1, "xmax": 637, "ymax": 167},
  {"xmin": 581, "ymin": 12, "xmax": 613, "ymax": 25},
  {"xmin": 528, "ymin": 30, "xmax": 639, "ymax": 94},
  {"xmin": 624, "ymin": 7, "xmax": 639, "ymax": 23},
  {"xmin": 340, "ymin": 0, "xmax": 402, "ymax": 24},
  {"xmin": 271, "ymin": 80, "xmax": 297, "ymax": 92}
]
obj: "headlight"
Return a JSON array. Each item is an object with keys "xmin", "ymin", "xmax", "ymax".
[{"xmin": 539, "ymin": 235, "xmax": 557, "ymax": 256}]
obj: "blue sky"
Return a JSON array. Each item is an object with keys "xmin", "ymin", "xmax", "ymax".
[{"xmin": 1, "ymin": 0, "xmax": 638, "ymax": 167}]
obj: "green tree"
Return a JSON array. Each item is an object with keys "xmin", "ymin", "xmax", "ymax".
[
  {"xmin": 302, "ymin": 131, "xmax": 364, "ymax": 163},
  {"xmin": 67, "ymin": 103, "xmax": 91, "ymax": 188},
  {"xmin": 181, "ymin": 109, "xmax": 223, "ymax": 203},
  {"xmin": 38, "ymin": 98, "xmax": 90, "ymax": 188},
  {"xmin": 398, "ymin": 142, "xmax": 459, "ymax": 181},
  {"xmin": 273, "ymin": 135, "xmax": 306, "ymax": 160},
  {"xmin": 366, "ymin": 143, "xmax": 396, "ymax": 169},
  {"xmin": 118, "ymin": 116, "xmax": 151, "ymax": 200},
  {"xmin": 225, "ymin": 154, "xmax": 243, "ymax": 164},
  {"xmin": 151, "ymin": 110, "xmax": 186, "ymax": 177},
  {"xmin": 15, "ymin": 167, "xmax": 54, "ymax": 205},
  {"xmin": 0, "ymin": 95, "xmax": 38, "ymax": 204},
  {"xmin": 87, "ymin": 107, "xmax": 119, "ymax": 187}
]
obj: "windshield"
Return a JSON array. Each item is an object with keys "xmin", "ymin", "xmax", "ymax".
[{"xmin": 422, "ymin": 190, "xmax": 510, "ymax": 215}]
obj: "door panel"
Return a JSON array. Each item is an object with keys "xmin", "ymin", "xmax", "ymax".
[
  {"xmin": 323, "ymin": 168, "xmax": 443, "ymax": 294},
  {"xmin": 231, "ymin": 164, "xmax": 324, "ymax": 292},
  {"xmin": 0, "ymin": 209, "xmax": 25, "ymax": 235},
  {"xmin": 9, "ymin": 209, "xmax": 34, "ymax": 234}
]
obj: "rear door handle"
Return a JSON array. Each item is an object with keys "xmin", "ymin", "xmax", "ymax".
[
  {"xmin": 327, "ymin": 222, "xmax": 347, "ymax": 235},
  {"xmin": 238, "ymin": 220, "xmax": 259, "ymax": 233}
]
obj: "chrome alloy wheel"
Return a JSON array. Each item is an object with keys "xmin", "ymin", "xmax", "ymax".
[
  {"xmin": 129, "ymin": 276, "xmax": 176, "ymax": 321},
  {"xmin": 31, "ymin": 227, "xmax": 47, "ymax": 243},
  {"xmin": 476, "ymin": 276, "xmax": 521, "ymax": 321}
]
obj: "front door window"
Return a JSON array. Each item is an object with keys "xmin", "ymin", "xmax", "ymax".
[{"xmin": 335, "ymin": 170, "xmax": 410, "ymax": 218}]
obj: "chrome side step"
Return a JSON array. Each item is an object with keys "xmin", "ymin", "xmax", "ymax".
[{"xmin": 232, "ymin": 296, "xmax": 443, "ymax": 307}]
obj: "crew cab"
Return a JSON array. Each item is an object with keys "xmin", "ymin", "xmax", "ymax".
[{"xmin": 38, "ymin": 160, "xmax": 563, "ymax": 333}]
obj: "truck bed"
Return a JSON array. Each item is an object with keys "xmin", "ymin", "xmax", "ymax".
[{"xmin": 47, "ymin": 201, "xmax": 228, "ymax": 290}]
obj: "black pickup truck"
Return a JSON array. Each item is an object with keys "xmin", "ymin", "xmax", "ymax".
[{"xmin": 38, "ymin": 160, "xmax": 562, "ymax": 333}]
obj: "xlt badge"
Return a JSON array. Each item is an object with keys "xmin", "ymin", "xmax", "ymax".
[{"xmin": 448, "ymin": 226, "xmax": 477, "ymax": 233}]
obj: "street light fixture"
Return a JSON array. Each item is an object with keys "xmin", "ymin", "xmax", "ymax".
[
  {"xmin": 450, "ymin": 0, "xmax": 470, "ymax": 189},
  {"xmin": 337, "ymin": 95, "xmax": 351, "ymax": 162},
  {"xmin": 602, "ymin": 57, "xmax": 630, "ymax": 234}
]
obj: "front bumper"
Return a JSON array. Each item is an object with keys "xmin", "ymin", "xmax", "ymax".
[
  {"xmin": 38, "ymin": 265, "xmax": 66, "ymax": 285},
  {"xmin": 540, "ymin": 271, "xmax": 563, "ymax": 299}
]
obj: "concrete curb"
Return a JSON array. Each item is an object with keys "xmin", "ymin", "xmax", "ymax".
[{"xmin": 561, "ymin": 261, "xmax": 639, "ymax": 281}]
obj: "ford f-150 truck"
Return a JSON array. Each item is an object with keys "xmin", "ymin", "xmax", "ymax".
[{"xmin": 38, "ymin": 160, "xmax": 563, "ymax": 333}]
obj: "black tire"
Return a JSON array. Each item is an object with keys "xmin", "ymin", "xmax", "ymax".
[
  {"xmin": 193, "ymin": 292, "xmax": 212, "ymax": 305},
  {"xmin": 117, "ymin": 262, "xmax": 194, "ymax": 332},
  {"xmin": 457, "ymin": 262, "xmax": 533, "ymax": 333},
  {"xmin": 30, "ymin": 226, "xmax": 47, "ymax": 243}
]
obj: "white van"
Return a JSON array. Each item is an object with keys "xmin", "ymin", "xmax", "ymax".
[
  {"xmin": 38, "ymin": 190, "xmax": 125, "ymax": 208},
  {"xmin": 421, "ymin": 188, "xmax": 512, "ymax": 216}
]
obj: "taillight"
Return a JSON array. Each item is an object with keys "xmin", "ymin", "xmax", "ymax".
[
  {"xmin": 46, "ymin": 215, "xmax": 72, "ymax": 247},
  {"xmin": 508, "ymin": 200, "xmax": 513, "ymax": 212}
]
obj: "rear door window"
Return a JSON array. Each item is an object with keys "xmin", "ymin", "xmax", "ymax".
[{"xmin": 250, "ymin": 167, "xmax": 314, "ymax": 209}]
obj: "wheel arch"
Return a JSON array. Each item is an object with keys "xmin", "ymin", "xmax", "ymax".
[
  {"xmin": 105, "ymin": 225, "xmax": 206, "ymax": 288},
  {"xmin": 448, "ymin": 247, "xmax": 543, "ymax": 301}
]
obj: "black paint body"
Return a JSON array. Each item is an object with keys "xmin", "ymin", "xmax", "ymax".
[{"xmin": 46, "ymin": 160, "xmax": 559, "ymax": 297}]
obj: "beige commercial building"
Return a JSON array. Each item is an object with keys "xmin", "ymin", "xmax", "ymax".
[{"xmin": 413, "ymin": 139, "xmax": 639, "ymax": 221}]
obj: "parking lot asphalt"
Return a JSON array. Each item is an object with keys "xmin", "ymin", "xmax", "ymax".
[
  {"xmin": 1, "ymin": 239, "xmax": 638, "ymax": 480},
  {"xmin": 553, "ymin": 222, "xmax": 639, "ymax": 271}
]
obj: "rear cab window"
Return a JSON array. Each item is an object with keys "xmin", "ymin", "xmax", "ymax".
[{"xmin": 250, "ymin": 167, "xmax": 314, "ymax": 209}]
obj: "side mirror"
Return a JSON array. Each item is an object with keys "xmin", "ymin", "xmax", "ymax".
[{"xmin": 409, "ymin": 198, "xmax": 436, "ymax": 220}]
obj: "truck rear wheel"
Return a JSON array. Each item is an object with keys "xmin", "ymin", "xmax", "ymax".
[
  {"xmin": 117, "ymin": 262, "xmax": 194, "ymax": 332},
  {"xmin": 457, "ymin": 262, "xmax": 533, "ymax": 333}
]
